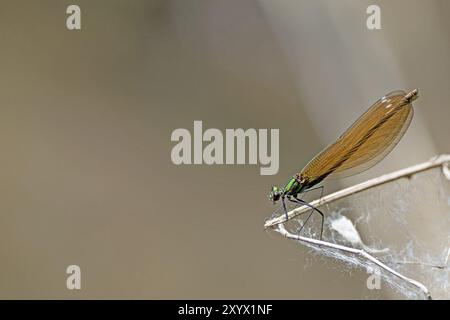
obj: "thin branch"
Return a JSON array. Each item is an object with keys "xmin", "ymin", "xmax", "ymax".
[
  {"xmin": 265, "ymin": 154, "xmax": 450, "ymax": 229},
  {"xmin": 275, "ymin": 223, "xmax": 432, "ymax": 300}
]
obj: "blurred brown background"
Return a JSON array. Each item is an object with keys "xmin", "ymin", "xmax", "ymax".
[{"xmin": 0, "ymin": 0, "xmax": 449, "ymax": 298}]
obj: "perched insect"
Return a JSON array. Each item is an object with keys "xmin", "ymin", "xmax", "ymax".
[{"xmin": 269, "ymin": 89, "xmax": 419, "ymax": 238}]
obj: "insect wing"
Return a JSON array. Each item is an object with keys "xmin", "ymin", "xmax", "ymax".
[{"xmin": 301, "ymin": 90, "xmax": 414, "ymax": 181}]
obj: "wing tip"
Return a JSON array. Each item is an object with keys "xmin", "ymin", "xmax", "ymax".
[{"xmin": 405, "ymin": 89, "xmax": 419, "ymax": 102}]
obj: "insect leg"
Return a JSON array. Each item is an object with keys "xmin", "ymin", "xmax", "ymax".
[
  {"xmin": 295, "ymin": 186, "xmax": 324, "ymax": 233},
  {"xmin": 318, "ymin": 185, "xmax": 324, "ymax": 200},
  {"xmin": 300, "ymin": 185, "xmax": 324, "ymax": 200},
  {"xmin": 282, "ymin": 197, "xmax": 288, "ymax": 221},
  {"xmin": 297, "ymin": 210, "xmax": 314, "ymax": 234},
  {"xmin": 289, "ymin": 197, "xmax": 324, "ymax": 240}
]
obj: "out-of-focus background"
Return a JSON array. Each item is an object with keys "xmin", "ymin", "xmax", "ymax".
[{"xmin": 0, "ymin": 0, "xmax": 449, "ymax": 299}]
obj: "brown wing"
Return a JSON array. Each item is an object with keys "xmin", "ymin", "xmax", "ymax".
[{"xmin": 301, "ymin": 90, "xmax": 415, "ymax": 182}]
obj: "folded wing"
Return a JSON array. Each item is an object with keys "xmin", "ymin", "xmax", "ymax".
[{"xmin": 301, "ymin": 90, "xmax": 414, "ymax": 181}]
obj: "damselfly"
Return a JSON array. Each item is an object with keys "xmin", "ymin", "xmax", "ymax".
[{"xmin": 269, "ymin": 89, "xmax": 419, "ymax": 239}]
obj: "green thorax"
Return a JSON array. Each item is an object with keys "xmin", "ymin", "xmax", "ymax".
[{"xmin": 283, "ymin": 176, "xmax": 306, "ymax": 196}]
